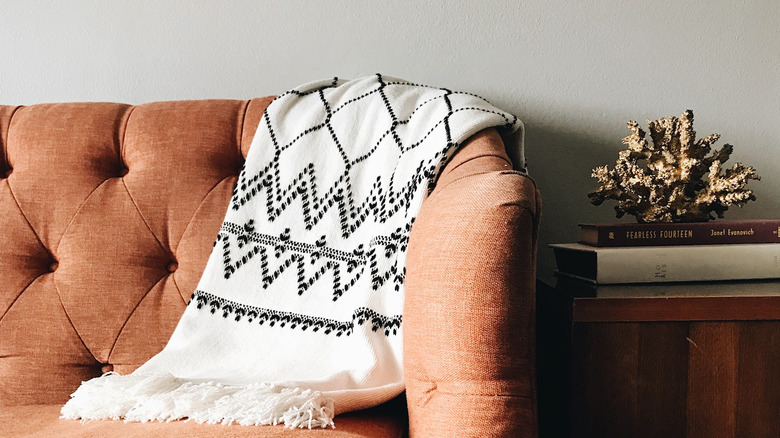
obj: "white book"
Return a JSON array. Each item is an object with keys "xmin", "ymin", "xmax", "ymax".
[
  {"xmin": 554, "ymin": 274, "xmax": 780, "ymax": 298},
  {"xmin": 550, "ymin": 242, "xmax": 780, "ymax": 284}
]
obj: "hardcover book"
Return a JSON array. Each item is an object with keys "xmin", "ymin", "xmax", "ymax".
[
  {"xmin": 553, "ymin": 275, "xmax": 780, "ymax": 298},
  {"xmin": 578, "ymin": 219, "xmax": 780, "ymax": 247},
  {"xmin": 550, "ymin": 242, "xmax": 780, "ymax": 284}
]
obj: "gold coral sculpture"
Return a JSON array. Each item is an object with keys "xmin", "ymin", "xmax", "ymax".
[{"xmin": 589, "ymin": 110, "xmax": 760, "ymax": 223}]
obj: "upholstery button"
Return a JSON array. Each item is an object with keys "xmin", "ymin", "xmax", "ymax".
[
  {"xmin": 2, "ymin": 168, "xmax": 11, "ymax": 178},
  {"xmin": 167, "ymin": 262, "xmax": 178, "ymax": 273},
  {"xmin": 101, "ymin": 364, "xmax": 114, "ymax": 374},
  {"xmin": 49, "ymin": 261, "xmax": 59, "ymax": 272}
]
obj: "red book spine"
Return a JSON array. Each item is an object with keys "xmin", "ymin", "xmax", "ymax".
[{"xmin": 578, "ymin": 220, "xmax": 780, "ymax": 247}]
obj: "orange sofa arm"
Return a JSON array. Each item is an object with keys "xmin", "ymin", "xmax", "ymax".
[{"xmin": 404, "ymin": 129, "xmax": 541, "ymax": 437}]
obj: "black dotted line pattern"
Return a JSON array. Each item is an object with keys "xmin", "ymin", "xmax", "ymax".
[
  {"xmin": 189, "ymin": 290, "xmax": 402, "ymax": 337},
  {"xmin": 230, "ymin": 145, "xmax": 449, "ymax": 239},
  {"xmin": 229, "ymin": 74, "xmax": 519, "ymax": 236},
  {"xmin": 216, "ymin": 219, "xmax": 411, "ymax": 301},
  {"xmin": 216, "ymin": 73, "xmax": 519, "ymax": 304}
]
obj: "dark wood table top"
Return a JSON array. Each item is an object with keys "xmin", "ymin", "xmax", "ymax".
[{"xmin": 538, "ymin": 277, "xmax": 780, "ymax": 323}]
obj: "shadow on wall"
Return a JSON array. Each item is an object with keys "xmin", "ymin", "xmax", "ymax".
[{"xmin": 523, "ymin": 123, "xmax": 624, "ymax": 281}]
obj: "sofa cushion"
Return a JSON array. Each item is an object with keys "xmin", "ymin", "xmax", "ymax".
[{"xmin": 0, "ymin": 399, "xmax": 406, "ymax": 438}]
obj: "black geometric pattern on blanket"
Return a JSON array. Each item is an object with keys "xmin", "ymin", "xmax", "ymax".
[
  {"xmin": 189, "ymin": 290, "xmax": 402, "ymax": 337},
  {"xmin": 217, "ymin": 219, "xmax": 410, "ymax": 301},
  {"xmin": 204, "ymin": 74, "xmax": 516, "ymax": 336}
]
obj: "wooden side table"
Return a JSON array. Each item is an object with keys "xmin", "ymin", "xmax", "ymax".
[{"xmin": 536, "ymin": 278, "xmax": 780, "ymax": 438}]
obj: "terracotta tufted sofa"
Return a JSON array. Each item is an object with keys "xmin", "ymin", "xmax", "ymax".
[{"xmin": 0, "ymin": 98, "xmax": 540, "ymax": 437}]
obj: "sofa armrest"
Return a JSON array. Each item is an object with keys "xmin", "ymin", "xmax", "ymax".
[{"xmin": 404, "ymin": 129, "xmax": 541, "ymax": 437}]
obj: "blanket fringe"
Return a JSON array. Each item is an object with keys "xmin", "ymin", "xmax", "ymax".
[{"xmin": 60, "ymin": 372, "xmax": 335, "ymax": 429}]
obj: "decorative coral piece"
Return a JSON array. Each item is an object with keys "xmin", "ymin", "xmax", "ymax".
[{"xmin": 589, "ymin": 110, "xmax": 760, "ymax": 223}]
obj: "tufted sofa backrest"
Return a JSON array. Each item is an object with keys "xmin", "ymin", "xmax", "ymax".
[{"xmin": 0, "ymin": 98, "xmax": 272, "ymax": 404}]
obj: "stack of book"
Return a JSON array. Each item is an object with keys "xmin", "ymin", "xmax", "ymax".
[{"xmin": 550, "ymin": 219, "xmax": 780, "ymax": 297}]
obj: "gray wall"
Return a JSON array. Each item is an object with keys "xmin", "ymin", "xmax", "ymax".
[{"xmin": 2, "ymin": 1, "xmax": 778, "ymax": 278}]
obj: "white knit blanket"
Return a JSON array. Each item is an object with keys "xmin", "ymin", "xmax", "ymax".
[{"xmin": 61, "ymin": 74, "xmax": 524, "ymax": 428}]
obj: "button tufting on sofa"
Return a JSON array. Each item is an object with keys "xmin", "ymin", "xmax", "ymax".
[
  {"xmin": 2, "ymin": 167, "xmax": 10, "ymax": 178},
  {"xmin": 166, "ymin": 261, "xmax": 178, "ymax": 273},
  {"xmin": 117, "ymin": 165, "xmax": 129, "ymax": 177},
  {"xmin": 48, "ymin": 261, "xmax": 59, "ymax": 273}
]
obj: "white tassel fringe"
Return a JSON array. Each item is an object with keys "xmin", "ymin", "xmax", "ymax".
[{"xmin": 60, "ymin": 372, "xmax": 335, "ymax": 429}]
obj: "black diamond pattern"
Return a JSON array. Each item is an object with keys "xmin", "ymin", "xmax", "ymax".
[{"xmin": 198, "ymin": 74, "xmax": 519, "ymax": 336}]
